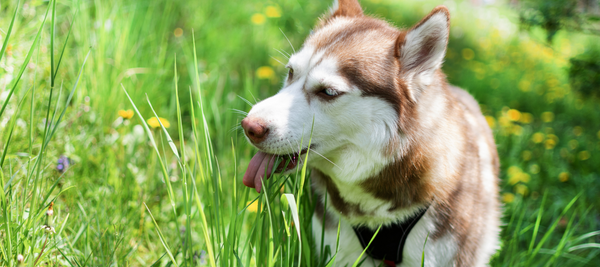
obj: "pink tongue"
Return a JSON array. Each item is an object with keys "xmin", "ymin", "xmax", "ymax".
[{"xmin": 243, "ymin": 151, "xmax": 298, "ymax": 193}]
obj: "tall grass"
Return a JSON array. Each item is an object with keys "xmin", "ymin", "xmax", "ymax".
[{"xmin": 1, "ymin": 0, "xmax": 599, "ymax": 266}]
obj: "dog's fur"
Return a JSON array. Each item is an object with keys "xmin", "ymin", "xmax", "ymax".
[{"xmin": 241, "ymin": 0, "xmax": 500, "ymax": 266}]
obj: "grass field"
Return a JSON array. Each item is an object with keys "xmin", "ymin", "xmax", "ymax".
[{"xmin": 1, "ymin": 0, "xmax": 599, "ymax": 266}]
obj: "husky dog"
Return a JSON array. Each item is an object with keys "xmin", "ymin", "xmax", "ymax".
[{"xmin": 241, "ymin": 0, "xmax": 500, "ymax": 266}]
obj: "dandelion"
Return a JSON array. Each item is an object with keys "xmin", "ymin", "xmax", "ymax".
[
  {"xmin": 541, "ymin": 111, "xmax": 554, "ymax": 122},
  {"xmin": 246, "ymin": 201, "xmax": 260, "ymax": 212},
  {"xmin": 256, "ymin": 66, "xmax": 275, "ymax": 80},
  {"xmin": 118, "ymin": 109, "xmax": 134, "ymax": 119},
  {"xmin": 520, "ymin": 113, "xmax": 533, "ymax": 124},
  {"xmin": 265, "ymin": 6, "xmax": 281, "ymax": 18},
  {"xmin": 578, "ymin": 151, "xmax": 590, "ymax": 161},
  {"xmin": 485, "ymin": 116, "xmax": 496, "ymax": 128},
  {"xmin": 515, "ymin": 184, "xmax": 528, "ymax": 195},
  {"xmin": 531, "ymin": 132, "xmax": 545, "ymax": 143},
  {"xmin": 545, "ymin": 139, "xmax": 556, "ymax": 149},
  {"xmin": 147, "ymin": 117, "xmax": 170, "ymax": 129},
  {"xmin": 502, "ymin": 193, "xmax": 515, "ymax": 203},
  {"xmin": 559, "ymin": 172, "xmax": 569, "ymax": 182},
  {"xmin": 251, "ymin": 13, "xmax": 266, "ymax": 25},
  {"xmin": 174, "ymin": 28, "xmax": 183, "ymax": 37},
  {"xmin": 507, "ymin": 109, "xmax": 521, "ymax": 121}
]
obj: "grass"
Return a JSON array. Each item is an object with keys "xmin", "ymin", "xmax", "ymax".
[{"xmin": 1, "ymin": 0, "xmax": 599, "ymax": 266}]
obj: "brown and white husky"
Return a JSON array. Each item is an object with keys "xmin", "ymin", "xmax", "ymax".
[{"xmin": 241, "ymin": 0, "xmax": 500, "ymax": 266}]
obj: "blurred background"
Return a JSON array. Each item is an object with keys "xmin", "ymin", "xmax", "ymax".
[{"xmin": 1, "ymin": 0, "xmax": 599, "ymax": 266}]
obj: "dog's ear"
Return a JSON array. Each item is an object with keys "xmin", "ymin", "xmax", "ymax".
[
  {"xmin": 329, "ymin": 0, "xmax": 363, "ymax": 18},
  {"xmin": 395, "ymin": 6, "xmax": 450, "ymax": 86}
]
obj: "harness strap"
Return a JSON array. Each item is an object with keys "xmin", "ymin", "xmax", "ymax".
[{"xmin": 352, "ymin": 207, "xmax": 428, "ymax": 265}]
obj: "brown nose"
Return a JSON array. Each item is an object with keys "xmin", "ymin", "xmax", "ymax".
[{"xmin": 241, "ymin": 117, "xmax": 269, "ymax": 144}]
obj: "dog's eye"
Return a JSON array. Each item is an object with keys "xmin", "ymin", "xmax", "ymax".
[
  {"xmin": 317, "ymin": 87, "xmax": 341, "ymax": 100},
  {"xmin": 287, "ymin": 68, "xmax": 294, "ymax": 81}
]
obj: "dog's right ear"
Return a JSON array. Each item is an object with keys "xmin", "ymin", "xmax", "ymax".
[{"xmin": 329, "ymin": 0, "xmax": 363, "ymax": 18}]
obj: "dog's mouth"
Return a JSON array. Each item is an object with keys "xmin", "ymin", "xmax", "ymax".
[{"xmin": 243, "ymin": 147, "xmax": 311, "ymax": 193}]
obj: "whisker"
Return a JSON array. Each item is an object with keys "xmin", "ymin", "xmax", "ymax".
[
  {"xmin": 310, "ymin": 150, "xmax": 342, "ymax": 170},
  {"xmin": 279, "ymin": 28, "xmax": 296, "ymax": 54},
  {"xmin": 270, "ymin": 56, "xmax": 286, "ymax": 66},
  {"xmin": 274, "ymin": 48, "xmax": 290, "ymax": 59},
  {"xmin": 232, "ymin": 108, "xmax": 248, "ymax": 116},
  {"xmin": 237, "ymin": 95, "xmax": 254, "ymax": 107}
]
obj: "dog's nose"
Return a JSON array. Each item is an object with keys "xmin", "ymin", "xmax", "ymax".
[{"xmin": 241, "ymin": 117, "xmax": 269, "ymax": 144}]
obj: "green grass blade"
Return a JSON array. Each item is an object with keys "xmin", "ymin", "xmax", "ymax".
[
  {"xmin": 144, "ymin": 203, "xmax": 179, "ymax": 267},
  {"xmin": 528, "ymin": 191, "xmax": 547, "ymax": 254},
  {"xmin": 0, "ymin": 0, "xmax": 51, "ymax": 119},
  {"xmin": 121, "ymin": 84, "xmax": 178, "ymax": 216},
  {"xmin": 421, "ymin": 232, "xmax": 429, "ymax": 267},
  {"xmin": 0, "ymin": 0, "xmax": 19, "ymax": 62},
  {"xmin": 351, "ymin": 225, "xmax": 382, "ymax": 267},
  {"xmin": 1, "ymin": 86, "xmax": 32, "ymax": 167}
]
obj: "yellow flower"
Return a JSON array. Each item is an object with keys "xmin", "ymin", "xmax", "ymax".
[
  {"xmin": 531, "ymin": 132, "xmax": 545, "ymax": 143},
  {"xmin": 265, "ymin": 6, "xmax": 281, "ymax": 18},
  {"xmin": 506, "ymin": 109, "xmax": 521, "ymax": 121},
  {"xmin": 520, "ymin": 113, "xmax": 533, "ymax": 124},
  {"xmin": 174, "ymin": 28, "xmax": 183, "ymax": 37},
  {"xmin": 578, "ymin": 151, "xmax": 590, "ymax": 161},
  {"xmin": 545, "ymin": 139, "xmax": 556, "ymax": 149},
  {"xmin": 515, "ymin": 184, "xmax": 528, "ymax": 195},
  {"xmin": 251, "ymin": 13, "xmax": 266, "ymax": 25},
  {"xmin": 559, "ymin": 172, "xmax": 569, "ymax": 182},
  {"xmin": 118, "ymin": 109, "xmax": 134, "ymax": 119},
  {"xmin": 541, "ymin": 111, "xmax": 554, "ymax": 123},
  {"xmin": 462, "ymin": 48, "xmax": 474, "ymax": 60},
  {"xmin": 147, "ymin": 117, "xmax": 170, "ymax": 129},
  {"xmin": 246, "ymin": 201, "xmax": 260, "ymax": 212},
  {"xmin": 485, "ymin": 116, "xmax": 496, "ymax": 128},
  {"xmin": 502, "ymin": 193, "xmax": 515, "ymax": 203},
  {"xmin": 256, "ymin": 66, "xmax": 275, "ymax": 80}
]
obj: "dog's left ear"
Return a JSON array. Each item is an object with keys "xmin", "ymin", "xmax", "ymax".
[
  {"xmin": 396, "ymin": 6, "xmax": 450, "ymax": 86},
  {"xmin": 329, "ymin": 0, "xmax": 363, "ymax": 18}
]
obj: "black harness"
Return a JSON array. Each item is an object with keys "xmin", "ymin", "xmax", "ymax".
[{"xmin": 352, "ymin": 207, "xmax": 428, "ymax": 266}]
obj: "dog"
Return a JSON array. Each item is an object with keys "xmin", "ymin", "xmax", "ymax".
[{"xmin": 241, "ymin": 0, "xmax": 500, "ymax": 266}]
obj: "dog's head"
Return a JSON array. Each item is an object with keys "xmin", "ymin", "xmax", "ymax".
[{"xmin": 242, "ymin": 0, "xmax": 450, "ymax": 191}]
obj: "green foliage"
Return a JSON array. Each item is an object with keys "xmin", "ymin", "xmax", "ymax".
[
  {"xmin": 1, "ymin": 0, "xmax": 599, "ymax": 266},
  {"xmin": 569, "ymin": 48, "xmax": 600, "ymax": 97}
]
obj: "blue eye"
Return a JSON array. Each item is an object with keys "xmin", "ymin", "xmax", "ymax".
[{"xmin": 322, "ymin": 88, "xmax": 338, "ymax": 96}]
